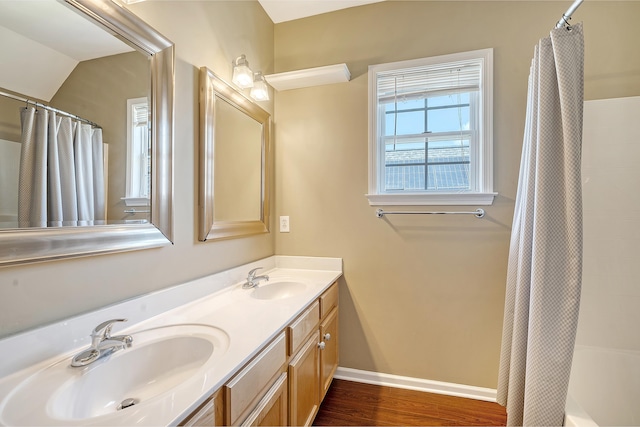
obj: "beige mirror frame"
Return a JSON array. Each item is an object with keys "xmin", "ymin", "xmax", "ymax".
[
  {"xmin": 0, "ymin": 0, "xmax": 174, "ymax": 267},
  {"xmin": 199, "ymin": 67, "xmax": 271, "ymax": 241}
]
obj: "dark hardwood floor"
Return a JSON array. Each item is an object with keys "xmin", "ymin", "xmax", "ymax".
[{"xmin": 313, "ymin": 379, "xmax": 507, "ymax": 426}]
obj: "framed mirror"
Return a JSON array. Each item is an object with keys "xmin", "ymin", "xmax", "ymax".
[
  {"xmin": 0, "ymin": 0, "xmax": 174, "ymax": 266},
  {"xmin": 199, "ymin": 67, "xmax": 270, "ymax": 241}
]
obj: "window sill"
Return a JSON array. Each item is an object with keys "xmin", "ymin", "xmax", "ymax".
[
  {"xmin": 121, "ymin": 197, "xmax": 150, "ymax": 207},
  {"xmin": 365, "ymin": 192, "xmax": 497, "ymax": 206}
]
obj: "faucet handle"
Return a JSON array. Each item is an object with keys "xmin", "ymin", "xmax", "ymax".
[
  {"xmin": 91, "ymin": 319, "xmax": 127, "ymax": 347},
  {"xmin": 247, "ymin": 267, "xmax": 263, "ymax": 279}
]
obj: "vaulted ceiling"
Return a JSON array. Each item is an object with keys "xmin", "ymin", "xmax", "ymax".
[{"xmin": 0, "ymin": 0, "xmax": 132, "ymax": 102}]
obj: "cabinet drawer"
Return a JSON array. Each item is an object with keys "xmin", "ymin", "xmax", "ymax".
[
  {"xmin": 288, "ymin": 300, "xmax": 320, "ymax": 356},
  {"xmin": 320, "ymin": 282, "xmax": 338, "ymax": 319},
  {"xmin": 225, "ymin": 332, "xmax": 287, "ymax": 425}
]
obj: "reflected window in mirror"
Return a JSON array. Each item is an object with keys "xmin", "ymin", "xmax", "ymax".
[{"xmin": 124, "ymin": 97, "xmax": 151, "ymax": 207}]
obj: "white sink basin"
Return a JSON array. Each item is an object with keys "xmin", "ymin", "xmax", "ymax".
[
  {"xmin": 251, "ymin": 280, "xmax": 308, "ymax": 300},
  {"xmin": 0, "ymin": 324, "xmax": 229, "ymax": 425}
]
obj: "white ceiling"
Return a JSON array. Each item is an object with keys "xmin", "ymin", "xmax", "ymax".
[
  {"xmin": 258, "ymin": 0, "xmax": 384, "ymax": 23},
  {"xmin": 0, "ymin": 0, "xmax": 133, "ymax": 101}
]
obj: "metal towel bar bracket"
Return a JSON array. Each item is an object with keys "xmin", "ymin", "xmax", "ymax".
[{"xmin": 376, "ymin": 208, "xmax": 485, "ymax": 219}]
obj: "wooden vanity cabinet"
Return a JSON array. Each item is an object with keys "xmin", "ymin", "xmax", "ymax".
[
  {"xmin": 178, "ymin": 281, "xmax": 339, "ymax": 427},
  {"xmin": 288, "ymin": 282, "xmax": 339, "ymax": 426}
]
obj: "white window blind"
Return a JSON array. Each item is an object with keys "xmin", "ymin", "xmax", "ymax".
[
  {"xmin": 132, "ymin": 103, "xmax": 148, "ymax": 127},
  {"xmin": 377, "ymin": 62, "xmax": 481, "ymax": 103}
]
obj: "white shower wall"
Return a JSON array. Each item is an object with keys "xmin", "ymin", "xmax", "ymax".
[{"xmin": 578, "ymin": 96, "xmax": 640, "ymax": 351}]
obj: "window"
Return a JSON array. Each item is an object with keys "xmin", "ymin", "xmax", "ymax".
[
  {"xmin": 367, "ymin": 49, "xmax": 495, "ymax": 206},
  {"xmin": 122, "ymin": 97, "xmax": 151, "ymax": 207}
]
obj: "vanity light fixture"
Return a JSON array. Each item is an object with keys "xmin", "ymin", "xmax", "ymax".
[
  {"xmin": 250, "ymin": 72, "xmax": 270, "ymax": 101},
  {"xmin": 232, "ymin": 54, "xmax": 254, "ymax": 89}
]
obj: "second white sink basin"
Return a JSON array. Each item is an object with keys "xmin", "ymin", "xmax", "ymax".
[
  {"xmin": 0, "ymin": 324, "xmax": 229, "ymax": 425},
  {"xmin": 251, "ymin": 280, "xmax": 308, "ymax": 300}
]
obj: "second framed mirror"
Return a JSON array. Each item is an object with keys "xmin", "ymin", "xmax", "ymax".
[{"xmin": 198, "ymin": 67, "xmax": 270, "ymax": 241}]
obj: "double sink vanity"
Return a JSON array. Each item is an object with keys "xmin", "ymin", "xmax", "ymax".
[{"xmin": 0, "ymin": 256, "xmax": 342, "ymax": 426}]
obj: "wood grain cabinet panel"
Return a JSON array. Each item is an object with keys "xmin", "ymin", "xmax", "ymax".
[
  {"xmin": 288, "ymin": 331, "xmax": 321, "ymax": 427},
  {"xmin": 241, "ymin": 372, "xmax": 288, "ymax": 427},
  {"xmin": 288, "ymin": 300, "xmax": 320, "ymax": 356},
  {"xmin": 179, "ymin": 389, "xmax": 223, "ymax": 427},
  {"xmin": 319, "ymin": 283, "xmax": 338, "ymax": 319},
  {"xmin": 225, "ymin": 332, "xmax": 287, "ymax": 426},
  {"xmin": 319, "ymin": 306, "xmax": 338, "ymax": 400}
]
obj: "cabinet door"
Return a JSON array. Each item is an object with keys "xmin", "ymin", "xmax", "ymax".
[
  {"xmin": 241, "ymin": 372, "xmax": 288, "ymax": 427},
  {"xmin": 319, "ymin": 306, "xmax": 338, "ymax": 400},
  {"xmin": 288, "ymin": 331, "xmax": 320, "ymax": 427},
  {"xmin": 179, "ymin": 389, "xmax": 223, "ymax": 427}
]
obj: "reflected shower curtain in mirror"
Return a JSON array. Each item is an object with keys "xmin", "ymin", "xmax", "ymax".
[
  {"xmin": 18, "ymin": 107, "xmax": 106, "ymax": 227},
  {"xmin": 497, "ymin": 24, "xmax": 584, "ymax": 426}
]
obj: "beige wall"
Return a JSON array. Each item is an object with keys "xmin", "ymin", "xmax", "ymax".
[
  {"xmin": 0, "ymin": 93, "xmax": 23, "ymax": 143},
  {"xmin": 273, "ymin": 1, "xmax": 640, "ymax": 388},
  {"xmin": 0, "ymin": 1, "xmax": 275, "ymax": 338}
]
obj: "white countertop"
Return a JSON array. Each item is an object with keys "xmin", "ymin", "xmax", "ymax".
[{"xmin": 0, "ymin": 256, "xmax": 342, "ymax": 426}]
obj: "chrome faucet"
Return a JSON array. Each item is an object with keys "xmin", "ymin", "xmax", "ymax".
[
  {"xmin": 71, "ymin": 318, "xmax": 133, "ymax": 367},
  {"xmin": 242, "ymin": 267, "xmax": 269, "ymax": 289}
]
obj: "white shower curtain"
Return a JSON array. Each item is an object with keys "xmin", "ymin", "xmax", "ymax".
[
  {"xmin": 497, "ymin": 23, "xmax": 584, "ymax": 426},
  {"xmin": 18, "ymin": 106, "xmax": 106, "ymax": 227}
]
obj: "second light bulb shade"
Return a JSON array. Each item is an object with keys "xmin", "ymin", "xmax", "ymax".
[{"xmin": 250, "ymin": 72, "xmax": 269, "ymax": 101}]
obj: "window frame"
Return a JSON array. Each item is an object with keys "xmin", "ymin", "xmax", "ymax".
[
  {"xmin": 366, "ymin": 48, "xmax": 496, "ymax": 206},
  {"xmin": 122, "ymin": 96, "xmax": 151, "ymax": 207}
]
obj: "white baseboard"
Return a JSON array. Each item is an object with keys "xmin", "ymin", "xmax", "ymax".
[{"xmin": 334, "ymin": 367, "xmax": 497, "ymax": 402}]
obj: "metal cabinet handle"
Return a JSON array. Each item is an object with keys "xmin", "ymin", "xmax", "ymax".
[
  {"xmin": 323, "ymin": 333, "xmax": 331, "ymax": 341},
  {"xmin": 318, "ymin": 342, "xmax": 326, "ymax": 350}
]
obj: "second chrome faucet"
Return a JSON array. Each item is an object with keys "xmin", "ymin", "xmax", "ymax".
[{"xmin": 242, "ymin": 267, "xmax": 269, "ymax": 289}]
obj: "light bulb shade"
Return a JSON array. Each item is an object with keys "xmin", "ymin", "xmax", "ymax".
[
  {"xmin": 250, "ymin": 72, "xmax": 270, "ymax": 101},
  {"xmin": 232, "ymin": 55, "xmax": 254, "ymax": 89}
]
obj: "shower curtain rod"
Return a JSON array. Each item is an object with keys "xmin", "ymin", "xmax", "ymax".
[
  {"xmin": 555, "ymin": 0, "xmax": 584, "ymax": 29},
  {"xmin": 0, "ymin": 89, "xmax": 101, "ymax": 128}
]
